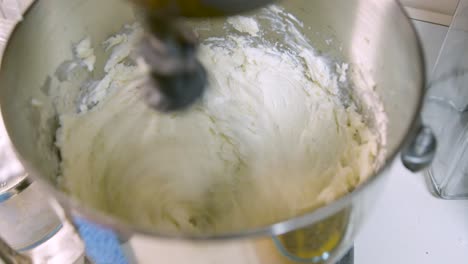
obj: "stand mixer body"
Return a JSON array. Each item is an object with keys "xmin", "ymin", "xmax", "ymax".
[{"xmin": 131, "ymin": 0, "xmax": 276, "ymax": 17}]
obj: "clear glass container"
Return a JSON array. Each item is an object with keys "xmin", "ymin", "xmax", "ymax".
[
  {"xmin": 0, "ymin": 114, "xmax": 86, "ymax": 263},
  {"xmin": 424, "ymin": 0, "xmax": 468, "ymax": 199},
  {"xmin": 1, "ymin": 2, "xmax": 86, "ymax": 262},
  {"xmin": 0, "ymin": 0, "xmax": 22, "ymax": 20}
]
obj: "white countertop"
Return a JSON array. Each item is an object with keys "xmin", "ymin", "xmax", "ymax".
[{"xmin": 355, "ymin": 20, "xmax": 468, "ymax": 264}]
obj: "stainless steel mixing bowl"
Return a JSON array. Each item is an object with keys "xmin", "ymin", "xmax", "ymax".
[{"xmin": 0, "ymin": 0, "xmax": 432, "ymax": 263}]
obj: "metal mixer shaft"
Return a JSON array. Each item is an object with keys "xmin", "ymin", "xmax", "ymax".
[{"xmin": 130, "ymin": 0, "xmax": 276, "ymax": 111}]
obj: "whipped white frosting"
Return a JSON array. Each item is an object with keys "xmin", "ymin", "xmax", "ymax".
[{"xmin": 55, "ymin": 10, "xmax": 383, "ymax": 234}]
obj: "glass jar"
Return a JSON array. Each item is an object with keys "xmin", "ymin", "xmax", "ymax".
[{"xmin": 424, "ymin": 0, "xmax": 468, "ymax": 199}]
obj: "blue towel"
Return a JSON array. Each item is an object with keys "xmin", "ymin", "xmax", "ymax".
[{"xmin": 74, "ymin": 218, "xmax": 129, "ymax": 264}]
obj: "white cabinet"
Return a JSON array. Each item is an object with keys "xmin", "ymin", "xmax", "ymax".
[
  {"xmin": 400, "ymin": 0, "xmax": 460, "ymax": 25},
  {"xmin": 401, "ymin": 0, "xmax": 459, "ymax": 15}
]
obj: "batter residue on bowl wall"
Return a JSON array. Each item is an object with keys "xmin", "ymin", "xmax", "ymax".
[{"xmin": 52, "ymin": 7, "xmax": 385, "ymax": 234}]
